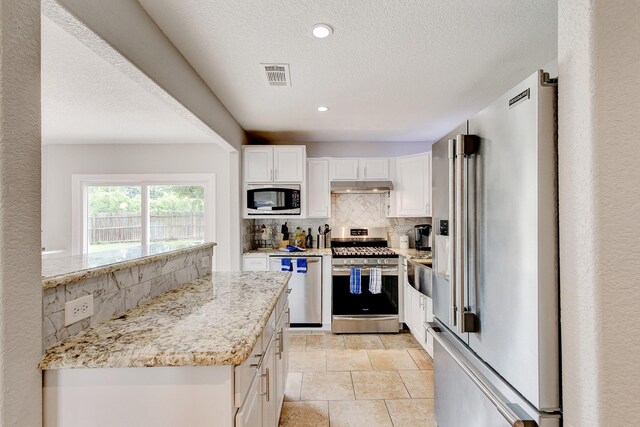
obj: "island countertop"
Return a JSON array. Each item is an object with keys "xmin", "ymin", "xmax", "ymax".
[
  {"xmin": 42, "ymin": 242, "xmax": 216, "ymax": 289},
  {"xmin": 39, "ymin": 271, "xmax": 291, "ymax": 370}
]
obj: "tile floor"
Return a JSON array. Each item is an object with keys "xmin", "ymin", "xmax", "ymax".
[{"xmin": 280, "ymin": 331, "xmax": 435, "ymax": 427}]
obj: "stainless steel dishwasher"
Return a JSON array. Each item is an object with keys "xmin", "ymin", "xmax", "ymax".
[{"xmin": 269, "ymin": 255, "xmax": 322, "ymax": 326}]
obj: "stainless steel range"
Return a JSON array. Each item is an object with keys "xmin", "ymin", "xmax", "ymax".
[{"xmin": 331, "ymin": 227, "xmax": 400, "ymax": 334}]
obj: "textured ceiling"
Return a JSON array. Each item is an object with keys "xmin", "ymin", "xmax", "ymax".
[
  {"xmin": 138, "ymin": 0, "xmax": 557, "ymax": 143},
  {"xmin": 42, "ymin": 16, "xmax": 215, "ymax": 145}
]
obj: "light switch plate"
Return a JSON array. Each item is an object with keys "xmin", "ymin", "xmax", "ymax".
[{"xmin": 64, "ymin": 294, "xmax": 94, "ymax": 326}]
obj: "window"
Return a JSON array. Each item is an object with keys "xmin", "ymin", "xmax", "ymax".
[{"xmin": 73, "ymin": 174, "xmax": 214, "ymax": 255}]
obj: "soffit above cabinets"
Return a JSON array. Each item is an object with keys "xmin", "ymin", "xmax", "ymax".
[{"xmin": 138, "ymin": 0, "xmax": 557, "ymax": 143}]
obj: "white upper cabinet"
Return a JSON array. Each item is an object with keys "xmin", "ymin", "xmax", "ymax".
[
  {"xmin": 273, "ymin": 146, "xmax": 305, "ymax": 182},
  {"xmin": 330, "ymin": 158, "xmax": 359, "ymax": 180},
  {"xmin": 307, "ymin": 159, "xmax": 331, "ymax": 218},
  {"xmin": 360, "ymin": 158, "xmax": 390, "ymax": 180},
  {"xmin": 244, "ymin": 146, "xmax": 273, "ymax": 182},
  {"xmin": 394, "ymin": 152, "xmax": 432, "ymax": 217},
  {"xmin": 243, "ymin": 146, "xmax": 306, "ymax": 183},
  {"xmin": 330, "ymin": 158, "xmax": 390, "ymax": 181}
]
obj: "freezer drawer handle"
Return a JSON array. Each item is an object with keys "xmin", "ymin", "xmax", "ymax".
[{"xmin": 425, "ymin": 322, "xmax": 537, "ymax": 427}]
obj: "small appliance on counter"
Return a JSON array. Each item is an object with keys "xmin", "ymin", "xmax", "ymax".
[{"xmin": 414, "ymin": 224, "xmax": 432, "ymax": 251}]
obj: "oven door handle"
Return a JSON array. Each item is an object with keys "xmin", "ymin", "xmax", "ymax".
[
  {"xmin": 331, "ymin": 267, "xmax": 399, "ymax": 276},
  {"xmin": 333, "ymin": 315, "xmax": 399, "ymax": 322}
]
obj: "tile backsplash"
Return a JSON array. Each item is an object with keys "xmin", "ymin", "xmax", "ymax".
[{"xmin": 245, "ymin": 193, "xmax": 430, "ymax": 249}]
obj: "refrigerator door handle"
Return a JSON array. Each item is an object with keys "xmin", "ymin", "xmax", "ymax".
[
  {"xmin": 448, "ymin": 138, "xmax": 457, "ymax": 326},
  {"xmin": 455, "ymin": 134, "xmax": 479, "ymax": 333},
  {"xmin": 426, "ymin": 322, "xmax": 538, "ymax": 427}
]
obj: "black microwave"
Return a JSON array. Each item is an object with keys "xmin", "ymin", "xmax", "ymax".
[{"xmin": 246, "ymin": 184, "xmax": 301, "ymax": 215}]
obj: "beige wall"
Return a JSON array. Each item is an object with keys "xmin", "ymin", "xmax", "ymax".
[
  {"xmin": 559, "ymin": 0, "xmax": 640, "ymax": 425},
  {"xmin": 43, "ymin": 144, "xmax": 241, "ymax": 270},
  {"xmin": 0, "ymin": 0, "xmax": 42, "ymax": 425}
]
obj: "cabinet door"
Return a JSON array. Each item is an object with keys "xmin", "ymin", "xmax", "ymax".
[
  {"xmin": 330, "ymin": 159, "xmax": 359, "ymax": 180},
  {"xmin": 275, "ymin": 303, "xmax": 289, "ymax": 426},
  {"xmin": 274, "ymin": 146, "xmax": 305, "ymax": 182},
  {"xmin": 235, "ymin": 375, "xmax": 262, "ymax": 427},
  {"xmin": 424, "ymin": 296, "xmax": 434, "ymax": 357},
  {"xmin": 307, "ymin": 159, "xmax": 330, "ymax": 218},
  {"xmin": 262, "ymin": 340, "xmax": 277, "ymax": 427},
  {"xmin": 361, "ymin": 158, "xmax": 390, "ymax": 180},
  {"xmin": 396, "ymin": 153, "xmax": 431, "ymax": 216},
  {"xmin": 404, "ymin": 280, "xmax": 413, "ymax": 330},
  {"xmin": 414, "ymin": 294, "xmax": 426, "ymax": 345},
  {"xmin": 244, "ymin": 147, "xmax": 274, "ymax": 182}
]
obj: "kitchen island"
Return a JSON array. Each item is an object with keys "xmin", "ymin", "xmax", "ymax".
[{"xmin": 40, "ymin": 271, "xmax": 292, "ymax": 427}]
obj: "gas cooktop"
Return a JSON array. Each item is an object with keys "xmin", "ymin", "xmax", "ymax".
[{"xmin": 331, "ymin": 246, "xmax": 399, "ymax": 258}]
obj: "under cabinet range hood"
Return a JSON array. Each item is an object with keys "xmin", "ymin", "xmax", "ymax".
[{"xmin": 330, "ymin": 180, "xmax": 394, "ymax": 193}]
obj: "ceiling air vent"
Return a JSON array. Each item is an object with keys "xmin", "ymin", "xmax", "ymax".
[{"xmin": 261, "ymin": 63, "xmax": 291, "ymax": 87}]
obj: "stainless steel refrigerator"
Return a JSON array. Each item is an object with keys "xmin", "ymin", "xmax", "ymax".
[{"xmin": 427, "ymin": 70, "xmax": 561, "ymax": 427}]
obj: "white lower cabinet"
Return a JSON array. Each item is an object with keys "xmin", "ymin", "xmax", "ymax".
[
  {"xmin": 235, "ymin": 375, "xmax": 262, "ymax": 427},
  {"xmin": 235, "ymin": 295, "xmax": 289, "ymax": 427},
  {"xmin": 404, "ymin": 277, "xmax": 434, "ymax": 358},
  {"xmin": 43, "ymin": 290, "xmax": 290, "ymax": 427}
]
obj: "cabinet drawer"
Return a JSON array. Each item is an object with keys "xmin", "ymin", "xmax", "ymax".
[{"xmin": 243, "ymin": 256, "xmax": 268, "ymax": 271}]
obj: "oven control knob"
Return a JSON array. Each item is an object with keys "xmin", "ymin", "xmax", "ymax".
[
  {"xmin": 377, "ymin": 258, "xmax": 383, "ymax": 264},
  {"xmin": 363, "ymin": 259, "xmax": 368, "ymax": 265},
  {"xmin": 384, "ymin": 259, "xmax": 389, "ymax": 264}
]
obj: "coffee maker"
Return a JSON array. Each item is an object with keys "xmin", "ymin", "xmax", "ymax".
[{"xmin": 414, "ymin": 224, "xmax": 432, "ymax": 251}]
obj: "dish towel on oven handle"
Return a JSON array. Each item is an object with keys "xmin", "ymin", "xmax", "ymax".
[
  {"xmin": 296, "ymin": 258, "xmax": 307, "ymax": 273},
  {"xmin": 349, "ymin": 267, "xmax": 362, "ymax": 294},
  {"xmin": 281, "ymin": 258, "xmax": 293, "ymax": 272},
  {"xmin": 369, "ymin": 267, "xmax": 382, "ymax": 294}
]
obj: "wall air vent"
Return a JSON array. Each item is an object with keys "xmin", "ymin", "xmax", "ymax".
[{"xmin": 261, "ymin": 63, "xmax": 291, "ymax": 87}]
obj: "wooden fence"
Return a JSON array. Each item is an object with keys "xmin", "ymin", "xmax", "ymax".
[{"xmin": 89, "ymin": 212, "xmax": 204, "ymax": 244}]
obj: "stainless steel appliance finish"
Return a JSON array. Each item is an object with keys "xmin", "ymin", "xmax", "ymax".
[
  {"xmin": 331, "ymin": 227, "xmax": 400, "ymax": 333},
  {"xmin": 246, "ymin": 184, "xmax": 301, "ymax": 215},
  {"xmin": 269, "ymin": 256, "xmax": 322, "ymax": 326},
  {"xmin": 406, "ymin": 259, "xmax": 432, "ymax": 297},
  {"xmin": 331, "ymin": 226, "xmax": 387, "ymax": 241},
  {"xmin": 429, "ymin": 70, "xmax": 560, "ymax": 426},
  {"xmin": 414, "ymin": 224, "xmax": 433, "ymax": 251},
  {"xmin": 426, "ymin": 321, "xmax": 560, "ymax": 427},
  {"xmin": 330, "ymin": 180, "xmax": 394, "ymax": 193}
]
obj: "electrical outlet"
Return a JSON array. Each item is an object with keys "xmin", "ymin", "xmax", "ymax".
[
  {"xmin": 64, "ymin": 295, "xmax": 94, "ymax": 326},
  {"xmin": 201, "ymin": 256, "xmax": 210, "ymax": 269}
]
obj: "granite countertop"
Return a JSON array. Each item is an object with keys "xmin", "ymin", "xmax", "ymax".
[
  {"xmin": 244, "ymin": 248, "xmax": 332, "ymax": 256},
  {"xmin": 390, "ymin": 248, "xmax": 432, "ymax": 262},
  {"xmin": 39, "ymin": 271, "xmax": 291, "ymax": 370},
  {"xmin": 42, "ymin": 242, "xmax": 216, "ymax": 289}
]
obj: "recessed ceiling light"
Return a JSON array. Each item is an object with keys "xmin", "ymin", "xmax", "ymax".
[
  {"xmin": 317, "ymin": 106, "xmax": 329, "ymax": 112},
  {"xmin": 312, "ymin": 24, "xmax": 333, "ymax": 39}
]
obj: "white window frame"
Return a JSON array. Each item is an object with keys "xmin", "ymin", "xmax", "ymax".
[{"xmin": 71, "ymin": 173, "xmax": 215, "ymax": 255}]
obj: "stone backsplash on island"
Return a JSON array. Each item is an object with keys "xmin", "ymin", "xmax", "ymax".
[
  {"xmin": 243, "ymin": 193, "xmax": 431, "ymax": 250},
  {"xmin": 42, "ymin": 245, "xmax": 214, "ymax": 349}
]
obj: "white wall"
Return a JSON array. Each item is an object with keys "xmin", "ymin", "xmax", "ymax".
[
  {"xmin": 0, "ymin": 0, "xmax": 42, "ymax": 425},
  {"xmin": 267, "ymin": 140, "xmax": 432, "ymax": 158},
  {"xmin": 559, "ymin": 1, "xmax": 640, "ymax": 425},
  {"xmin": 44, "ymin": 0, "xmax": 247, "ymax": 152},
  {"xmin": 43, "ymin": 144, "xmax": 240, "ymax": 270}
]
